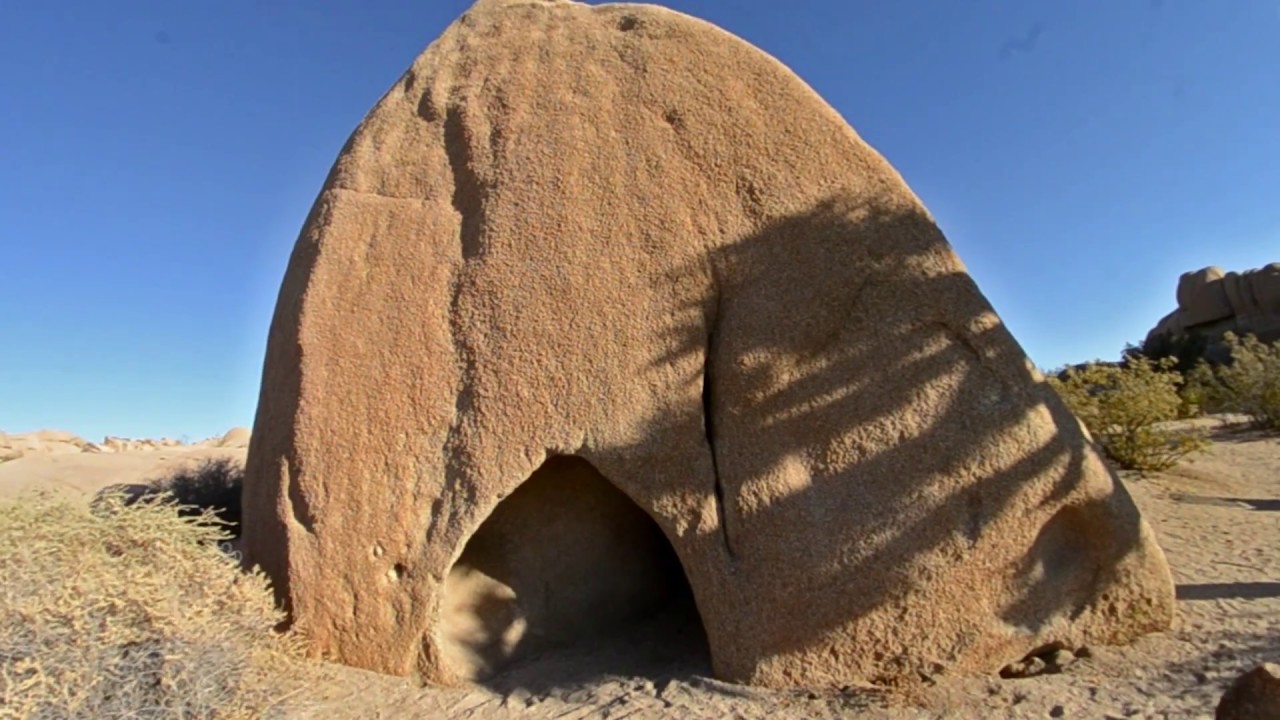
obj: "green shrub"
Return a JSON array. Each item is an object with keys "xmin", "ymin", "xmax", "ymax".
[
  {"xmin": 1047, "ymin": 356, "xmax": 1209, "ymax": 472},
  {"xmin": 1132, "ymin": 331, "xmax": 1213, "ymax": 376},
  {"xmin": 1184, "ymin": 332, "xmax": 1280, "ymax": 430},
  {"xmin": 0, "ymin": 491, "xmax": 303, "ymax": 719}
]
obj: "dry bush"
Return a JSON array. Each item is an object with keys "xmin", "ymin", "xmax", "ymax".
[
  {"xmin": 1047, "ymin": 356, "xmax": 1209, "ymax": 472},
  {"xmin": 1185, "ymin": 332, "xmax": 1280, "ymax": 431},
  {"xmin": 0, "ymin": 491, "xmax": 304, "ymax": 719},
  {"xmin": 131, "ymin": 457, "xmax": 245, "ymax": 535}
]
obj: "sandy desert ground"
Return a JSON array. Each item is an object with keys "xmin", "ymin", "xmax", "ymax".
[
  {"xmin": 1, "ymin": 418, "xmax": 1275, "ymax": 718},
  {"xmin": 0, "ymin": 427, "xmax": 249, "ymax": 502}
]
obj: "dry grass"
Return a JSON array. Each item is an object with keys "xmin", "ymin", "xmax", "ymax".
[{"xmin": 0, "ymin": 491, "xmax": 305, "ymax": 719}]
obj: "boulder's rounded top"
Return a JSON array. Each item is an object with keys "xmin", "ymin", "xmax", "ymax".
[
  {"xmin": 1178, "ymin": 265, "xmax": 1226, "ymax": 290},
  {"xmin": 218, "ymin": 427, "xmax": 252, "ymax": 448}
]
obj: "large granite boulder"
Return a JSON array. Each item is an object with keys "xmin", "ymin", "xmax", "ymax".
[{"xmin": 242, "ymin": 0, "xmax": 1175, "ymax": 689}]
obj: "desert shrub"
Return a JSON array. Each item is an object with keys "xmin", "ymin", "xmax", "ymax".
[
  {"xmin": 1123, "ymin": 341, "xmax": 1205, "ymax": 419},
  {"xmin": 101, "ymin": 457, "xmax": 245, "ymax": 537},
  {"xmin": 1132, "ymin": 330, "xmax": 1213, "ymax": 376},
  {"xmin": 1177, "ymin": 369, "xmax": 1211, "ymax": 419},
  {"xmin": 0, "ymin": 491, "xmax": 302, "ymax": 719},
  {"xmin": 1184, "ymin": 332, "xmax": 1280, "ymax": 430},
  {"xmin": 1047, "ymin": 356, "xmax": 1209, "ymax": 472}
]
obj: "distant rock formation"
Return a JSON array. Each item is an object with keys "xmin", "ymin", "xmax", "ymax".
[
  {"xmin": 92, "ymin": 436, "xmax": 187, "ymax": 453},
  {"xmin": 213, "ymin": 426, "xmax": 251, "ymax": 448},
  {"xmin": 0, "ymin": 430, "xmax": 93, "ymax": 461},
  {"xmin": 0, "ymin": 427, "xmax": 250, "ymax": 461},
  {"xmin": 1146, "ymin": 264, "xmax": 1280, "ymax": 349}
]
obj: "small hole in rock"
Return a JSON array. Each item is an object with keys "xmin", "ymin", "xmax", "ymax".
[{"xmin": 619, "ymin": 15, "xmax": 639, "ymax": 32}]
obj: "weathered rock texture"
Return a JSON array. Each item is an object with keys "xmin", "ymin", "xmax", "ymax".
[
  {"xmin": 242, "ymin": 0, "xmax": 1175, "ymax": 689},
  {"xmin": 1147, "ymin": 264, "xmax": 1280, "ymax": 348}
]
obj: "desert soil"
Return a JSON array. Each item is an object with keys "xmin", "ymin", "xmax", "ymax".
[{"xmin": 2, "ymin": 420, "xmax": 1276, "ymax": 719}]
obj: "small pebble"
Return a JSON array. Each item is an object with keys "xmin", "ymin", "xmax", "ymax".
[
  {"xmin": 1000, "ymin": 656, "xmax": 1047, "ymax": 679},
  {"xmin": 1048, "ymin": 649, "xmax": 1077, "ymax": 672}
]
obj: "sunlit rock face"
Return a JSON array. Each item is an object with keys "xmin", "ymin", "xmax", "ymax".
[{"xmin": 1146, "ymin": 263, "xmax": 1280, "ymax": 354}]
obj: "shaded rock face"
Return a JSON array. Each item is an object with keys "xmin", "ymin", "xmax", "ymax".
[
  {"xmin": 440, "ymin": 455, "xmax": 702, "ymax": 680},
  {"xmin": 1217, "ymin": 663, "xmax": 1280, "ymax": 720},
  {"xmin": 1147, "ymin": 263, "xmax": 1280, "ymax": 347},
  {"xmin": 242, "ymin": 0, "xmax": 1175, "ymax": 689}
]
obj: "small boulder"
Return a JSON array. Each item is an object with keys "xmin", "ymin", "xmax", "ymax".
[
  {"xmin": 999, "ymin": 645, "xmax": 1080, "ymax": 679},
  {"xmin": 1217, "ymin": 663, "xmax": 1280, "ymax": 720},
  {"xmin": 1046, "ymin": 649, "xmax": 1078, "ymax": 674}
]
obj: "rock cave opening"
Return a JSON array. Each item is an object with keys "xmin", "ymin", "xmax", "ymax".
[{"xmin": 440, "ymin": 454, "xmax": 710, "ymax": 688}]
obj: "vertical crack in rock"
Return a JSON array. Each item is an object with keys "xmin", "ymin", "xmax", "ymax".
[
  {"xmin": 443, "ymin": 104, "xmax": 486, "ymax": 260},
  {"xmin": 703, "ymin": 290, "xmax": 737, "ymax": 560},
  {"xmin": 429, "ymin": 101, "xmax": 485, "ymax": 546}
]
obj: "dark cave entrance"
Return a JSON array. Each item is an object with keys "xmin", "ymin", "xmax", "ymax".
[{"xmin": 440, "ymin": 455, "xmax": 710, "ymax": 687}]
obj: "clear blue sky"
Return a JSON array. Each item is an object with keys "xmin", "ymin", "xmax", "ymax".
[{"xmin": 1, "ymin": 1, "xmax": 1276, "ymax": 441}]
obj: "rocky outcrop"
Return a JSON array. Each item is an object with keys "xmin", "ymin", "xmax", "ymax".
[
  {"xmin": 242, "ymin": 0, "xmax": 1175, "ymax": 690},
  {"xmin": 1147, "ymin": 263, "xmax": 1280, "ymax": 347},
  {"xmin": 0, "ymin": 430, "xmax": 93, "ymax": 460},
  {"xmin": 92, "ymin": 436, "xmax": 187, "ymax": 453},
  {"xmin": 0, "ymin": 428, "xmax": 249, "ymax": 459},
  {"xmin": 192, "ymin": 427, "xmax": 252, "ymax": 449}
]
